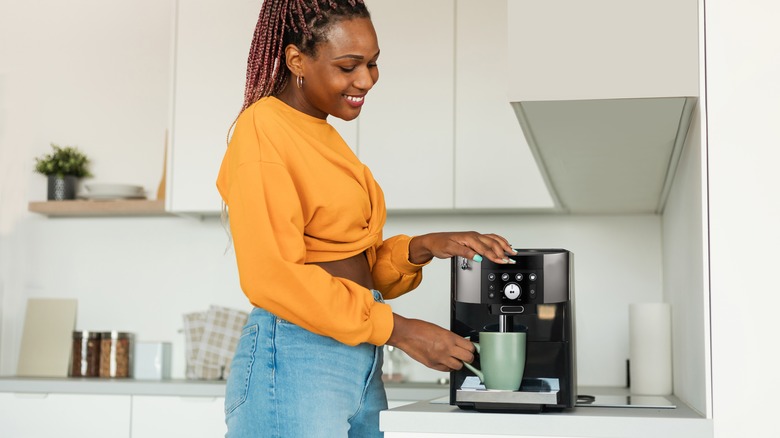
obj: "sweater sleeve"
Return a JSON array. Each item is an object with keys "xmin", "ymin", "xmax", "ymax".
[
  {"xmin": 219, "ymin": 123, "xmax": 394, "ymax": 347},
  {"xmin": 372, "ymin": 234, "xmax": 430, "ymax": 300}
]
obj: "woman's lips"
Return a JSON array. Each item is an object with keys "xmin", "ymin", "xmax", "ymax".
[{"xmin": 344, "ymin": 94, "xmax": 365, "ymax": 108}]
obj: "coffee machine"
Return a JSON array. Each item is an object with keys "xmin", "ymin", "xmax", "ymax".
[{"xmin": 450, "ymin": 249, "xmax": 576, "ymax": 413}]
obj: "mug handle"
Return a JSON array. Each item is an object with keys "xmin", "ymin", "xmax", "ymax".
[{"xmin": 461, "ymin": 341, "xmax": 484, "ymax": 382}]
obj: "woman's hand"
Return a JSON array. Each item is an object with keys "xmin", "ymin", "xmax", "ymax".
[
  {"xmin": 408, "ymin": 231, "xmax": 517, "ymax": 265},
  {"xmin": 386, "ymin": 314, "xmax": 475, "ymax": 372}
]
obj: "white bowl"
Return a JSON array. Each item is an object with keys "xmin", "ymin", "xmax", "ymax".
[{"xmin": 85, "ymin": 183, "xmax": 144, "ymax": 197}]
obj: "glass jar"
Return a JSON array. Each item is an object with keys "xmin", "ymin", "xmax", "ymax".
[
  {"xmin": 382, "ymin": 345, "xmax": 407, "ymax": 383},
  {"xmin": 99, "ymin": 332, "xmax": 133, "ymax": 378},
  {"xmin": 70, "ymin": 331, "xmax": 100, "ymax": 377}
]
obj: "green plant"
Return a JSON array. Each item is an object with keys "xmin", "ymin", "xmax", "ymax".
[{"xmin": 34, "ymin": 143, "xmax": 92, "ymax": 178}]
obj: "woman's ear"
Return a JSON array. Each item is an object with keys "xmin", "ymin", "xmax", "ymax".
[{"xmin": 284, "ymin": 44, "xmax": 304, "ymax": 78}]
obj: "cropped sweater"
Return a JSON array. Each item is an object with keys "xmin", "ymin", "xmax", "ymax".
[{"xmin": 216, "ymin": 96, "xmax": 428, "ymax": 346}]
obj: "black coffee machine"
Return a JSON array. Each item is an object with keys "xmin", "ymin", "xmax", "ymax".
[{"xmin": 450, "ymin": 248, "xmax": 577, "ymax": 413}]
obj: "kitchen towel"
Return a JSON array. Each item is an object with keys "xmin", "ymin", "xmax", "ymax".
[
  {"xmin": 629, "ymin": 302, "xmax": 673, "ymax": 395},
  {"xmin": 183, "ymin": 305, "xmax": 248, "ymax": 380}
]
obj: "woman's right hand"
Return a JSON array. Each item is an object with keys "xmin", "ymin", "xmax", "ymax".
[{"xmin": 386, "ymin": 313, "xmax": 475, "ymax": 372}]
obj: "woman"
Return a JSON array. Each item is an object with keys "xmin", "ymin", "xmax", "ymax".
[{"xmin": 217, "ymin": 1, "xmax": 517, "ymax": 436}]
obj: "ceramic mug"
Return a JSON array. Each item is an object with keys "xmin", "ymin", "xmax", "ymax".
[{"xmin": 462, "ymin": 332, "xmax": 526, "ymax": 391}]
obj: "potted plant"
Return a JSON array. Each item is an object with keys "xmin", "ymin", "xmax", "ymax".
[{"xmin": 34, "ymin": 143, "xmax": 92, "ymax": 200}]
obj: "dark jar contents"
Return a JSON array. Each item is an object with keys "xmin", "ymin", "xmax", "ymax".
[
  {"xmin": 99, "ymin": 331, "xmax": 133, "ymax": 378},
  {"xmin": 70, "ymin": 331, "xmax": 100, "ymax": 377}
]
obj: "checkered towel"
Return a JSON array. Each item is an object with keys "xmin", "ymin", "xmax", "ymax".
[{"xmin": 183, "ymin": 305, "xmax": 248, "ymax": 380}]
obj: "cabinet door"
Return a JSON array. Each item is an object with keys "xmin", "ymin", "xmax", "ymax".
[
  {"xmin": 131, "ymin": 395, "xmax": 226, "ymax": 437},
  {"xmin": 359, "ymin": 0, "xmax": 455, "ymax": 210},
  {"xmin": 0, "ymin": 393, "xmax": 131, "ymax": 438},
  {"xmin": 170, "ymin": 0, "xmax": 358, "ymax": 214},
  {"xmin": 169, "ymin": 0, "xmax": 257, "ymax": 214},
  {"xmin": 454, "ymin": 0, "xmax": 553, "ymax": 210},
  {"xmin": 506, "ymin": 0, "xmax": 698, "ymax": 101}
]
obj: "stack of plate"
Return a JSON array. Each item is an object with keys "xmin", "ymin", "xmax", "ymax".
[{"xmin": 81, "ymin": 183, "xmax": 146, "ymax": 200}]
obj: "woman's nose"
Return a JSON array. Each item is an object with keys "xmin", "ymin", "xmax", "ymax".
[{"xmin": 354, "ymin": 66, "xmax": 377, "ymax": 91}]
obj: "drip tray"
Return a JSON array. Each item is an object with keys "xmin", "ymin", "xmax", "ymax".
[
  {"xmin": 456, "ymin": 376, "xmax": 561, "ymax": 405},
  {"xmin": 576, "ymin": 394, "xmax": 676, "ymax": 409},
  {"xmin": 456, "ymin": 388, "xmax": 560, "ymax": 405}
]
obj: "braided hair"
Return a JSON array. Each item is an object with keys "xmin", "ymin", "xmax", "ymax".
[{"xmin": 242, "ymin": 0, "xmax": 371, "ymax": 111}]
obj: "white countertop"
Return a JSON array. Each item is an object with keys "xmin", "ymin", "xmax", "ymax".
[
  {"xmin": 0, "ymin": 376, "xmax": 447, "ymax": 401},
  {"xmin": 380, "ymin": 387, "xmax": 712, "ymax": 438},
  {"xmin": 2, "ymin": 377, "xmax": 711, "ymax": 437}
]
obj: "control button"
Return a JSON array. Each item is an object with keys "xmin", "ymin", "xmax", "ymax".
[
  {"xmin": 488, "ymin": 273, "xmax": 496, "ymax": 281},
  {"xmin": 529, "ymin": 289, "xmax": 536, "ymax": 298},
  {"xmin": 515, "ymin": 273, "xmax": 523, "ymax": 281},
  {"xmin": 501, "ymin": 273, "xmax": 510, "ymax": 281},
  {"xmin": 488, "ymin": 292, "xmax": 495, "ymax": 299},
  {"xmin": 503, "ymin": 283, "xmax": 521, "ymax": 300},
  {"xmin": 488, "ymin": 284, "xmax": 496, "ymax": 291},
  {"xmin": 529, "ymin": 273, "xmax": 537, "ymax": 281}
]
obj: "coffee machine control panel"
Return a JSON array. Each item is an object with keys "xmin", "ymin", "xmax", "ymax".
[{"xmin": 483, "ymin": 269, "xmax": 541, "ymax": 314}]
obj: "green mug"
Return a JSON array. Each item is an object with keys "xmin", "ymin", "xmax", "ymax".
[{"xmin": 462, "ymin": 332, "xmax": 527, "ymax": 391}]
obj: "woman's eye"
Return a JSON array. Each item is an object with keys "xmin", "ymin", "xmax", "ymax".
[{"xmin": 339, "ymin": 66, "xmax": 356, "ymax": 72}]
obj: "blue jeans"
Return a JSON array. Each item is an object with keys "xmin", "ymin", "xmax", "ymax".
[{"xmin": 224, "ymin": 290, "xmax": 388, "ymax": 438}]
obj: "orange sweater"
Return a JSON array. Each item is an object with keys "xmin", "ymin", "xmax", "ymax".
[{"xmin": 216, "ymin": 97, "xmax": 427, "ymax": 346}]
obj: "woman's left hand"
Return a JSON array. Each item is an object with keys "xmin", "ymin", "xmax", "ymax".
[{"xmin": 408, "ymin": 231, "xmax": 517, "ymax": 265}]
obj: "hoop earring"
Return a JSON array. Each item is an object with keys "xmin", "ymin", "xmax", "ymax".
[{"xmin": 296, "ymin": 75, "xmax": 304, "ymax": 89}]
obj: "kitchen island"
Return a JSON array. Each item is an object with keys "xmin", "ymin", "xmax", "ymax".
[{"xmin": 380, "ymin": 387, "xmax": 711, "ymax": 438}]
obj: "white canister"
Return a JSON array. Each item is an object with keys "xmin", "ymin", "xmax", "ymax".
[{"xmin": 133, "ymin": 342, "xmax": 172, "ymax": 380}]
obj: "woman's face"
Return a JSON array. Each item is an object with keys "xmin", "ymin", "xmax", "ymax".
[{"xmin": 292, "ymin": 17, "xmax": 380, "ymax": 121}]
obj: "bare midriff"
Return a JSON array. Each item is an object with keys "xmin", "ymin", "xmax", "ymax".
[{"xmin": 308, "ymin": 252, "xmax": 375, "ymax": 290}]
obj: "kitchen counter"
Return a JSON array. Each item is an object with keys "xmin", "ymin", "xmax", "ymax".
[
  {"xmin": 0, "ymin": 376, "xmax": 447, "ymax": 401},
  {"xmin": 381, "ymin": 387, "xmax": 712, "ymax": 438}
]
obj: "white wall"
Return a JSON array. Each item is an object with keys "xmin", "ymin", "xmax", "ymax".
[
  {"xmin": 0, "ymin": 0, "xmax": 664, "ymax": 387},
  {"xmin": 384, "ymin": 213, "xmax": 662, "ymax": 384},
  {"xmin": 0, "ymin": 212, "xmax": 663, "ymax": 384},
  {"xmin": 0, "ymin": 0, "xmax": 176, "ymax": 371},
  {"xmin": 662, "ymin": 103, "xmax": 709, "ymax": 416}
]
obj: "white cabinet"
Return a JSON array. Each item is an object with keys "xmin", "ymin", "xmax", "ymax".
[
  {"xmin": 454, "ymin": 0, "xmax": 553, "ymax": 210},
  {"xmin": 0, "ymin": 393, "xmax": 131, "ymax": 438},
  {"xmin": 169, "ymin": 0, "xmax": 559, "ymax": 213},
  {"xmin": 131, "ymin": 395, "xmax": 226, "ymax": 437},
  {"xmin": 506, "ymin": 0, "xmax": 699, "ymax": 101},
  {"xmin": 358, "ymin": 0, "xmax": 455, "ymax": 210}
]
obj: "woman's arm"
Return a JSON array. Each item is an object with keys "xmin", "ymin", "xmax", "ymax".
[{"xmin": 386, "ymin": 231, "xmax": 517, "ymax": 371}]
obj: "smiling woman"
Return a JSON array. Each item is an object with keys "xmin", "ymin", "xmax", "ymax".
[
  {"xmin": 277, "ymin": 16, "xmax": 380, "ymax": 121},
  {"xmin": 216, "ymin": 1, "xmax": 516, "ymax": 437}
]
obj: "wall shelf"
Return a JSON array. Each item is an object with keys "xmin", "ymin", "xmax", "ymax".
[{"xmin": 28, "ymin": 200, "xmax": 170, "ymax": 217}]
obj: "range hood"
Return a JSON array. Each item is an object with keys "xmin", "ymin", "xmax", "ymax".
[
  {"xmin": 512, "ymin": 97, "xmax": 697, "ymax": 214},
  {"xmin": 504, "ymin": 0, "xmax": 699, "ymax": 214}
]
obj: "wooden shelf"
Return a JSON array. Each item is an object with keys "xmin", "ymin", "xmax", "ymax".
[{"xmin": 28, "ymin": 200, "xmax": 171, "ymax": 217}]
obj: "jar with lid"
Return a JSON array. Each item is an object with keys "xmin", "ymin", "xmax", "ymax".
[
  {"xmin": 70, "ymin": 331, "xmax": 100, "ymax": 377},
  {"xmin": 99, "ymin": 332, "xmax": 133, "ymax": 378}
]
